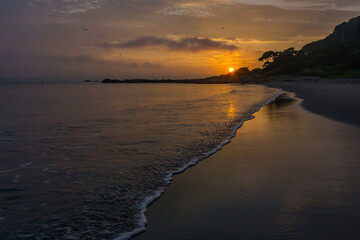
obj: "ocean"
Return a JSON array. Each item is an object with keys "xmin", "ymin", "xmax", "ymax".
[{"xmin": 0, "ymin": 82, "xmax": 280, "ymax": 239}]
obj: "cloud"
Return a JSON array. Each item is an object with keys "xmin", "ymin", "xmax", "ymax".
[
  {"xmin": 284, "ymin": 0, "xmax": 360, "ymax": 8},
  {"xmin": 47, "ymin": 54, "xmax": 94, "ymax": 63},
  {"xmin": 26, "ymin": 0, "xmax": 105, "ymax": 15},
  {"xmin": 100, "ymin": 36, "xmax": 238, "ymax": 52},
  {"xmin": 45, "ymin": 54, "xmax": 162, "ymax": 67}
]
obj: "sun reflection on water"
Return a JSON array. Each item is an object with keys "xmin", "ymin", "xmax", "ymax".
[{"xmin": 228, "ymin": 102, "xmax": 236, "ymax": 120}]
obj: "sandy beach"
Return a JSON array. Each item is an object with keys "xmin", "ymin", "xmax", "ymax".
[
  {"xmin": 265, "ymin": 81, "xmax": 360, "ymax": 128},
  {"xmin": 135, "ymin": 82, "xmax": 360, "ymax": 240}
]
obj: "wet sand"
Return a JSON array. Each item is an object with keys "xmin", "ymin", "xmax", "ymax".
[
  {"xmin": 135, "ymin": 84, "xmax": 360, "ymax": 240},
  {"xmin": 265, "ymin": 81, "xmax": 360, "ymax": 127}
]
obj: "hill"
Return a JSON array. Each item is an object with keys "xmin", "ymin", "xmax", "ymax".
[{"xmin": 259, "ymin": 16, "xmax": 360, "ymax": 78}]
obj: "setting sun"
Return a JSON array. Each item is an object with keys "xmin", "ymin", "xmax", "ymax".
[{"xmin": 229, "ymin": 67, "xmax": 234, "ymax": 73}]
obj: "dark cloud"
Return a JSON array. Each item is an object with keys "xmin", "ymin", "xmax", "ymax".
[
  {"xmin": 45, "ymin": 54, "xmax": 162, "ymax": 68},
  {"xmin": 284, "ymin": 0, "xmax": 360, "ymax": 7},
  {"xmin": 100, "ymin": 36, "xmax": 238, "ymax": 52}
]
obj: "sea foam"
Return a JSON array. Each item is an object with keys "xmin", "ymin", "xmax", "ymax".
[{"xmin": 115, "ymin": 90, "xmax": 283, "ymax": 240}]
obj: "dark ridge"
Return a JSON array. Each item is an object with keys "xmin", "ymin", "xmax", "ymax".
[
  {"xmin": 302, "ymin": 16, "xmax": 360, "ymax": 52},
  {"xmin": 259, "ymin": 15, "xmax": 360, "ymax": 78}
]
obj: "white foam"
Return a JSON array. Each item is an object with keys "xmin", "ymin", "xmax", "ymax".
[
  {"xmin": 13, "ymin": 175, "xmax": 21, "ymax": 183},
  {"xmin": 0, "ymin": 162, "xmax": 33, "ymax": 174},
  {"xmin": 20, "ymin": 162, "xmax": 33, "ymax": 168},
  {"xmin": 73, "ymin": 146, "xmax": 88, "ymax": 149},
  {"xmin": 0, "ymin": 168, "xmax": 18, "ymax": 174},
  {"xmin": 114, "ymin": 90, "xmax": 283, "ymax": 240}
]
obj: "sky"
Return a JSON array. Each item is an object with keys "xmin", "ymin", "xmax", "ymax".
[{"xmin": 0, "ymin": 0, "xmax": 359, "ymax": 81}]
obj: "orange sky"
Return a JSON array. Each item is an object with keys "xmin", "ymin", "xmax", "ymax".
[{"xmin": 0, "ymin": 0, "xmax": 359, "ymax": 80}]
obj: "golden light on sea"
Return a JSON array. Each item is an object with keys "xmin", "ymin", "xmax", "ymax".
[
  {"xmin": 228, "ymin": 102, "xmax": 236, "ymax": 120},
  {"xmin": 229, "ymin": 67, "xmax": 234, "ymax": 73}
]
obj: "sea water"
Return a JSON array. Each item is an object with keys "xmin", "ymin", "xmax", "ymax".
[{"xmin": 0, "ymin": 82, "xmax": 280, "ymax": 239}]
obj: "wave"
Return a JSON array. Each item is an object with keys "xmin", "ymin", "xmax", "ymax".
[
  {"xmin": 115, "ymin": 90, "xmax": 283, "ymax": 240},
  {"xmin": 0, "ymin": 161, "xmax": 33, "ymax": 174}
]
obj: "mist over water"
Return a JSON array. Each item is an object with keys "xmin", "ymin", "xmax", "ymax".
[{"xmin": 0, "ymin": 82, "xmax": 280, "ymax": 239}]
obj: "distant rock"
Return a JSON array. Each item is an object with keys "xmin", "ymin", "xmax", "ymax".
[
  {"xmin": 100, "ymin": 77, "xmax": 257, "ymax": 84},
  {"xmin": 102, "ymin": 78, "xmax": 124, "ymax": 83}
]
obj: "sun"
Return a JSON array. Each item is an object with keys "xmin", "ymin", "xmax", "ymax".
[{"xmin": 229, "ymin": 67, "xmax": 234, "ymax": 73}]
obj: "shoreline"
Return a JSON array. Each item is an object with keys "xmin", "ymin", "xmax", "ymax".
[
  {"xmin": 115, "ymin": 90, "xmax": 283, "ymax": 240},
  {"xmin": 99, "ymin": 77, "xmax": 360, "ymax": 128},
  {"xmin": 94, "ymin": 76, "xmax": 360, "ymax": 85},
  {"xmin": 263, "ymin": 81, "xmax": 360, "ymax": 127},
  {"xmin": 134, "ymin": 82, "xmax": 360, "ymax": 239}
]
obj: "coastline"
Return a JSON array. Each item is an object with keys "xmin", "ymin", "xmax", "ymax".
[
  {"xmin": 94, "ymin": 76, "xmax": 360, "ymax": 85},
  {"xmin": 101, "ymin": 76, "xmax": 360, "ymax": 128},
  {"xmin": 134, "ymin": 83, "xmax": 360, "ymax": 239},
  {"xmin": 264, "ymin": 80, "xmax": 360, "ymax": 127},
  {"xmin": 99, "ymin": 76, "xmax": 264, "ymax": 84},
  {"xmin": 116, "ymin": 90, "xmax": 283, "ymax": 240}
]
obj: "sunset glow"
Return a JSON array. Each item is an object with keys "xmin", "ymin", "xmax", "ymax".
[
  {"xmin": 0, "ymin": 1, "xmax": 358, "ymax": 80},
  {"xmin": 1, "ymin": 1, "xmax": 360, "ymax": 240}
]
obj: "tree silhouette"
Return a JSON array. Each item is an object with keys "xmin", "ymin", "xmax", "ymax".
[{"xmin": 259, "ymin": 51, "xmax": 279, "ymax": 67}]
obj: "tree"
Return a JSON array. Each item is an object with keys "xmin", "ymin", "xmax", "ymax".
[
  {"xmin": 258, "ymin": 51, "xmax": 279, "ymax": 67},
  {"xmin": 281, "ymin": 47, "xmax": 299, "ymax": 57}
]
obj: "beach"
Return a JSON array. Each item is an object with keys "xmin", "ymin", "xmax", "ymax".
[
  {"xmin": 1, "ymin": 2, "xmax": 360, "ymax": 239},
  {"xmin": 265, "ymin": 81, "xmax": 360, "ymax": 127},
  {"xmin": 135, "ymin": 82, "xmax": 360, "ymax": 239}
]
